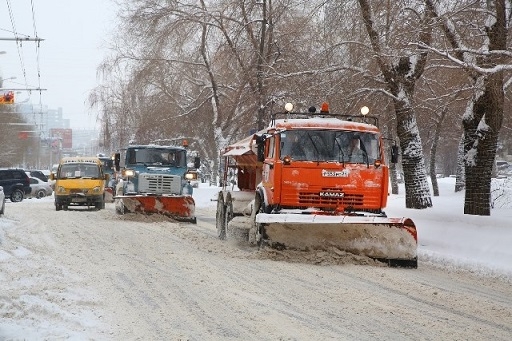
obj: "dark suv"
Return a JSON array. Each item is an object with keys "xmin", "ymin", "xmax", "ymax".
[
  {"xmin": 0, "ymin": 168, "xmax": 32, "ymax": 202},
  {"xmin": 27, "ymin": 170, "xmax": 49, "ymax": 183}
]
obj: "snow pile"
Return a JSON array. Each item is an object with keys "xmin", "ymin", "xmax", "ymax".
[
  {"xmin": 195, "ymin": 177, "xmax": 512, "ymax": 278},
  {"xmin": 386, "ymin": 177, "xmax": 512, "ymax": 278}
]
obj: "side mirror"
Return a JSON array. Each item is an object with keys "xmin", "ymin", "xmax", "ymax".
[
  {"xmin": 391, "ymin": 145, "xmax": 399, "ymax": 164},
  {"xmin": 256, "ymin": 135, "xmax": 266, "ymax": 162},
  {"xmin": 105, "ymin": 174, "xmax": 110, "ymax": 182},
  {"xmin": 49, "ymin": 173, "xmax": 55, "ymax": 180},
  {"xmin": 194, "ymin": 156, "xmax": 200, "ymax": 169},
  {"xmin": 114, "ymin": 153, "xmax": 121, "ymax": 171}
]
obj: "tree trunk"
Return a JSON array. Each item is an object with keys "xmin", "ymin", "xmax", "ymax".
[
  {"xmin": 429, "ymin": 107, "xmax": 447, "ymax": 197},
  {"xmin": 429, "ymin": 138, "xmax": 439, "ymax": 197},
  {"xmin": 463, "ymin": 74, "xmax": 504, "ymax": 215},
  {"xmin": 395, "ymin": 101, "xmax": 432, "ymax": 209},
  {"xmin": 462, "ymin": 0, "xmax": 505, "ymax": 215},
  {"xmin": 454, "ymin": 133, "xmax": 465, "ymax": 192},
  {"xmin": 389, "ymin": 161, "xmax": 399, "ymax": 195},
  {"xmin": 256, "ymin": 0, "xmax": 268, "ymax": 130}
]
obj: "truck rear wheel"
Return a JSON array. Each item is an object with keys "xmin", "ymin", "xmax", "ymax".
[
  {"xmin": 224, "ymin": 195, "xmax": 234, "ymax": 239},
  {"xmin": 216, "ymin": 193, "xmax": 226, "ymax": 240}
]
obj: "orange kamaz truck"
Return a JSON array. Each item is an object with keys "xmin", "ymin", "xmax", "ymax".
[{"xmin": 216, "ymin": 103, "xmax": 417, "ymax": 268}]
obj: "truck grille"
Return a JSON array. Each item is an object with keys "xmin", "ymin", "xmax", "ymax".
[
  {"xmin": 138, "ymin": 174, "xmax": 181, "ymax": 194},
  {"xmin": 299, "ymin": 191, "xmax": 364, "ymax": 207},
  {"xmin": 70, "ymin": 188, "xmax": 89, "ymax": 194}
]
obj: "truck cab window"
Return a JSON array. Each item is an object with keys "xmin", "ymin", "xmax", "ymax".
[
  {"xmin": 280, "ymin": 130, "xmax": 379, "ymax": 163},
  {"xmin": 267, "ymin": 136, "xmax": 275, "ymax": 158}
]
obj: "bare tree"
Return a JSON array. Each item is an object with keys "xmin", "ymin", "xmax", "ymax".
[
  {"xmin": 0, "ymin": 105, "xmax": 35, "ymax": 167},
  {"xmin": 427, "ymin": 0, "xmax": 511, "ymax": 215},
  {"xmin": 90, "ymin": 0, "xmax": 512, "ymax": 214},
  {"xmin": 93, "ymin": 0, "xmax": 363, "ymax": 182},
  {"xmin": 357, "ymin": 0, "xmax": 433, "ymax": 209}
]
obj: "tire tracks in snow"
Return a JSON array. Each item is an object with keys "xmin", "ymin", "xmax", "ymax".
[{"xmin": 2, "ymin": 199, "xmax": 511, "ymax": 340}]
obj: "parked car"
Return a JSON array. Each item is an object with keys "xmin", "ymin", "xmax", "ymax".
[
  {"xmin": 0, "ymin": 168, "xmax": 31, "ymax": 202},
  {"xmin": 0, "ymin": 186, "xmax": 5, "ymax": 216},
  {"xmin": 26, "ymin": 170, "xmax": 49, "ymax": 183},
  {"xmin": 28, "ymin": 176, "xmax": 54, "ymax": 199}
]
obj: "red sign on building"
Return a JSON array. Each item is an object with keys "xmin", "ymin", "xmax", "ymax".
[{"xmin": 50, "ymin": 128, "xmax": 73, "ymax": 149}]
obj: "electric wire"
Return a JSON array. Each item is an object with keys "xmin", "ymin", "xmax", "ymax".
[
  {"xmin": 3, "ymin": 0, "xmax": 46, "ymax": 137},
  {"xmin": 30, "ymin": 0, "xmax": 45, "ymax": 134},
  {"xmin": 5, "ymin": 0, "xmax": 29, "ymax": 87}
]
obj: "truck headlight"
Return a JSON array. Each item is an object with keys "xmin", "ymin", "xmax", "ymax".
[
  {"xmin": 92, "ymin": 186, "xmax": 101, "ymax": 193},
  {"xmin": 123, "ymin": 169, "xmax": 135, "ymax": 177},
  {"xmin": 57, "ymin": 186, "xmax": 66, "ymax": 193},
  {"xmin": 185, "ymin": 172, "xmax": 197, "ymax": 180}
]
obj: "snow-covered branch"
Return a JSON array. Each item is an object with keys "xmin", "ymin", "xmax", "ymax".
[{"xmin": 414, "ymin": 42, "xmax": 512, "ymax": 74}]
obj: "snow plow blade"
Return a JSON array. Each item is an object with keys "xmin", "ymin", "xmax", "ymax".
[
  {"xmin": 115, "ymin": 195, "xmax": 196, "ymax": 223},
  {"xmin": 256, "ymin": 214, "xmax": 417, "ymax": 268}
]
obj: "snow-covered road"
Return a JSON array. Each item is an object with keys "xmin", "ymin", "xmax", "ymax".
[{"xmin": 1, "ymin": 197, "xmax": 511, "ymax": 340}]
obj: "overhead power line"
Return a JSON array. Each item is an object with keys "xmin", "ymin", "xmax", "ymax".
[{"xmin": 0, "ymin": 37, "xmax": 44, "ymax": 42}]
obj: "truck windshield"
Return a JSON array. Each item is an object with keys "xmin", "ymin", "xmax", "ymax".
[
  {"xmin": 59, "ymin": 163, "xmax": 100, "ymax": 179},
  {"xmin": 280, "ymin": 130, "xmax": 380, "ymax": 164},
  {"xmin": 127, "ymin": 148, "xmax": 187, "ymax": 168}
]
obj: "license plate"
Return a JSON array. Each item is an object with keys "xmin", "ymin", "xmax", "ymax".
[{"xmin": 72, "ymin": 197, "xmax": 87, "ymax": 203}]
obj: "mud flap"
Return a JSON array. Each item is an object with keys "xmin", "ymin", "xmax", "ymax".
[
  {"xmin": 116, "ymin": 195, "xmax": 196, "ymax": 223},
  {"xmin": 257, "ymin": 214, "xmax": 417, "ymax": 268}
]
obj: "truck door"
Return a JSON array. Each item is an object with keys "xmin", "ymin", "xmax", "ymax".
[{"xmin": 262, "ymin": 135, "xmax": 280, "ymax": 205}]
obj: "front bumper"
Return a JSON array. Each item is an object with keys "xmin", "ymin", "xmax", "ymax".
[{"xmin": 55, "ymin": 193, "xmax": 103, "ymax": 206}]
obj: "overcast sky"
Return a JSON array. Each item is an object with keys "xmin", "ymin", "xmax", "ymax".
[{"xmin": 0, "ymin": 0, "xmax": 116, "ymax": 130}]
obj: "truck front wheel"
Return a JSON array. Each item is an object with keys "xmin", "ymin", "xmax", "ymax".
[{"xmin": 249, "ymin": 192, "xmax": 271, "ymax": 247}]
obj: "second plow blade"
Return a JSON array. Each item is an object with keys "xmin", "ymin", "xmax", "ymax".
[{"xmin": 118, "ymin": 195, "xmax": 196, "ymax": 223}]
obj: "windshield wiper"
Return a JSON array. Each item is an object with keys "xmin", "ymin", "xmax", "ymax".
[
  {"xmin": 306, "ymin": 132, "xmax": 321, "ymax": 161},
  {"xmin": 357, "ymin": 139, "xmax": 370, "ymax": 167},
  {"xmin": 334, "ymin": 137, "xmax": 346, "ymax": 163}
]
